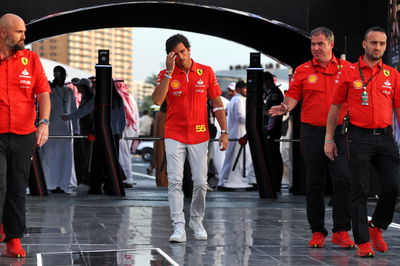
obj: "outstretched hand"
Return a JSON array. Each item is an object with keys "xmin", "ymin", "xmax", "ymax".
[{"xmin": 268, "ymin": 103, "xmax": 288, "ymax": 116}]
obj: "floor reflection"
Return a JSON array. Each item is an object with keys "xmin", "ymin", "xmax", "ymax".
[
  {"xmin": 10, "ymin": 192, "xmax": 400, "ymax": 265},
  {"xmin": 38, "ymin": 249, "xmax": 178, "ymax": 266}
]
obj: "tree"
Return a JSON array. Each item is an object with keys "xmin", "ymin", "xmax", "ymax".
[
  {"xmin": 141, "ymin": 95, "xmax": 154, "ymax": 113},
  {"xmin": 145, "ymin": 73, "xmax": 158, "ymax": 86}
]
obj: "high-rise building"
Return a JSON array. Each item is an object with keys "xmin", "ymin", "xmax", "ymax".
[
  {"xmin": 131, "ymin": 80, "xmax": 155, "ymax": 109},
  {"xmin": 32, "ymin": 28, "xmax": 133, "ymax": 91}
]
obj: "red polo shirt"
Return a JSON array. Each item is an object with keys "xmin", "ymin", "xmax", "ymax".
[
  {"xmin": 331, "ymin": 56, "xmax": 400, "ymax": 129},
  {"xmin": 286, "ymin": 57, "xmax": 350, "ymax": 127},
  {"xmin": 157, "ymin": 60, "xmax": 221, "ymax": 144},
  {"xmin": 0, "ymin": 49, "xmax": 50, "ymax": 134}
]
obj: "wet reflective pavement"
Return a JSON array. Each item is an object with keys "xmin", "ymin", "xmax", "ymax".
[{"xmin": 1, "ymin": 188, "xmax": 400, "ymax": 265}]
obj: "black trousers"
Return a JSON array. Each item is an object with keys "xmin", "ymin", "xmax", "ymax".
[
  {"xmin": 265, "ymin": 138, "xmax": 283, "ymax": 192},
  {"xmin": 74, "ymin": 138, "xmax": 92, "ymax": 185},
  {"xmin": 301, "ymin": 123, "xmax": 351, "ymax": 235},
  {"xmin": 348, "ymin": 126, "xmax": 400, "ymax": 244},
  {"xmin": 0, "ymin": 133, "xmax": 36, "ymax": 241}
]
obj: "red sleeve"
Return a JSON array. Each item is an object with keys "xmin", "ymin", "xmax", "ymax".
[
  {"xmin": 285, "ymin": 66, "xmax": 304, "ymax": 101},
  {"xmin": 393, "ymin": 69, "xmax": 400, "ymax": 109},
  {"xmin": 207, "ymin": 67, "xmax": 221, "ymax": 99},
  {"xmin": 331, "ymin": 66, "xmax": 350, "ymax": 105},
  {"xmin": 156, "ymin": 70, "xmax": 166, "ymax": 85},
  {"xmin": 33, "ymin": 54, "xmax": 51, "ymax": 95}
]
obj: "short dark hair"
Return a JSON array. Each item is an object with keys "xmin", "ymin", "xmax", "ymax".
[
  {"xmin": 262, "ymin": 71, "xmax": 274, "ymax": 83},
  {"xmin": 310, "ymin": 27, "xmax": 334, "ymax": 43},
  {"xmin": 236, "ymin": 80, "xmax": 246, "ymax": 89},
  {"xmin": 364, "ymin": 26, "xmax": 386, "ymax": 40},
  {"xmin": 166, "ymin": 34, "xmax": 190, "ymax": 54},
  {"xmin": 54, "ymin": 65, "xmax": 66, "ymax": 77}
]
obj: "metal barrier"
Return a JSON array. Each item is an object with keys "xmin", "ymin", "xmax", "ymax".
[{"xmin": 48, "ymin": 135, "xmax": 301, "ymax": 142}]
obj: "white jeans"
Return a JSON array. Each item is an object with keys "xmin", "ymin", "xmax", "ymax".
[{"xmin": 165, "ymin": 138, "xmax": 209, "ymax": 227}]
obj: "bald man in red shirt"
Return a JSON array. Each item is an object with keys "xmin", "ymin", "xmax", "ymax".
[
  {"xmin": 0, "ymin": 13, "xmax": 51, "ymax": 258},
  {"xmin": 269, "ymin": 27, "xmax": 354, "ymax": 249},
  {"xmin": 153, "ymin": 34, "xmax": 228, "ymax": 243},
  {"xmin": 325, "ymin": 26, "xmax": 400, "ymax": 258}
]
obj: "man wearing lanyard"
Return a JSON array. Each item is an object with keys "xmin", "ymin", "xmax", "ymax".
[
  {"xmin": 325, "ymin": 26, "xmax": 400, "ymax": 258},
  {"xmin": 269, "ymin": 27, "xmax": 354, "ymax": 248}
]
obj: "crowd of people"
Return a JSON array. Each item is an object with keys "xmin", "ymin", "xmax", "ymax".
[
  {"xmin": 41, "ymin": 67, "xmax": 142, "ymax": 194},
  {"xmin": 0, "ymin": 10, "xmax": 398, "ymax": 260}
]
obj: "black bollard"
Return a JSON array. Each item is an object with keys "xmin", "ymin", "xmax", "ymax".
[
  {"xmin": 246, "ymin": 53, "xmax": 276, "ymax": 199},
  {"xmin": 90, "ymin": 50, "xmax": 125, "ymax": 196}
]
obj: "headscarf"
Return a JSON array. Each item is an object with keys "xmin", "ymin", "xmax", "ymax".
[
  {"xmin": 65, "ymin": 82, "xmax": 81, "ymax": 107},
  {"xmin": 114, "ymin": 80, "xmax": 138, "ymax": 132}
]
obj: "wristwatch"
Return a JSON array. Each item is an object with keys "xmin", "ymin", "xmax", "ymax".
[
  {"xmin": 39, "ymin": 119, "xmax": 50, "ymax": 126},
  {"xmin": 221, "ymin": 129, "xmax": 229, "ymax": 135}
]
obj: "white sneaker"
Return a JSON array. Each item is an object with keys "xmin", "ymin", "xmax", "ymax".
[
  {"xmin": 189, "ymin": 219, "xmax": 208, "ymax": 240},
  {"xmin": 169, "ymin": 226, "xmax": 186, "ymax": 243}
]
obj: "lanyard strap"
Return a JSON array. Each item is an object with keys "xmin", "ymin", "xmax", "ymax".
[{"xmin": 358, "ymin": 60, "xmax": 382, "ymax": 89}]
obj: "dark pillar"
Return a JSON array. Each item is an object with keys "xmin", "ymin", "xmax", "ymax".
[
  {"xmin": 91, "ymin": 50, "xmax": 125, "ymax": 196},
  {"xmin": 246, "ymin": 53, "xmax": 276, "ymax": 199}
]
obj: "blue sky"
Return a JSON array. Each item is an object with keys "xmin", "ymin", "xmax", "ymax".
[{"xmin": 132, "ymin": 28, "xmax": 281, "ymax": 81}]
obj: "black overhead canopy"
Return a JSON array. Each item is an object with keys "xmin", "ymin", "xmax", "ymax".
[{"xmin": 0, "ymin": 0, "xmax": 390, "ymax": 67}]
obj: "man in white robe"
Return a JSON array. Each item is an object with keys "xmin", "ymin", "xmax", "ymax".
[
  {"xmin": 219, "ymin": 80, "xmax": 255, "ymax": 188},
  {"xmin": 40, "ymin": 66, "xmax": 78, "ymax": 193},
  {"xmin": 115, "ymin": 80, "xmax": 140, "ymax": 187}
]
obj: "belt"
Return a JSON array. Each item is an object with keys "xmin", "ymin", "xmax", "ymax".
[
  {"xmin": 301, "ymin": 123, "xmax": 341, "ymax": 133},
  {"xmin": 349, "ymin": 125, "xmax": 392, "ymax": 136}
]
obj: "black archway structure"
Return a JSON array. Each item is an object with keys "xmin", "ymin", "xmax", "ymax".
[{"xmin": 24, "ymin": 2, "xmax": 311, "ymax": 68}]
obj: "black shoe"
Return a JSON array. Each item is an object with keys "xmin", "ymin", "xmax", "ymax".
[
  {"xmin": 124, "ymin": 183, "xmax": 134, "ymax": 188},
  {"xmin": 146, "ymin": 168, "xmax": 153, "ymax": 175},
  {"xmin": 50, "ymin": 187, "xmax": 65, "ymax": 193}
]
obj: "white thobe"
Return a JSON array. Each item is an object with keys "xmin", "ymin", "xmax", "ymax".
[
  {"xmin": 219, "ymin": 94, "xmax": 255, "ymax": 188},
  {"xmin": 212, "ymin": 96, "xmax": 230, "ymax": 177},
  {"xmin": 119, "ymin": 96, "xmax": 140, "ymax": 185},
  {"xmin": 40, "ymin": 85, "xmax": 78, "ymax": 192}
]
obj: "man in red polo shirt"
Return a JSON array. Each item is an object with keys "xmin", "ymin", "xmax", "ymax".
[
  {"xmin": 0, "ymin": 13, "xmax": 51, "ymax": 257},
  {"xmin": 152, "ymin": 34, "xmax": 228, "ymax": 243},
  {"xmin": 325, "ymin": 26, "xmax": 400, "ymax": 258},
  {"xmin": 269, "ymin": 27, "xmax": 355, "ymax": 248}
]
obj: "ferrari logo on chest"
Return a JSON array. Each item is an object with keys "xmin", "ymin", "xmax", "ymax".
[
  {"xmin": 21, "ymin": 57, "xmax": 28, "ymax": 65},
  {"xmin": 197, "ymin": 69, "xmax": 203, "ymax": 76},
  {"xmin": 384, "ymin": 69, "xmax": 390, "ymax": 77}
]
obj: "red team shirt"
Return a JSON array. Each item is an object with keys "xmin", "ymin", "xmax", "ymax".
[
  {"xmin": 331, "ymin": 56, "xmax": 400, "ymax": 129},
  {"xmin": 157, "ymin": 60, "xmax": 221, "ymax": 144},
  {"xmin": 286, "ymin": 57, "xmax": 351, "ymax": 127},
  {"xmin": 0, "ymin": 49, "xmax": 51, "ymax": 134}
]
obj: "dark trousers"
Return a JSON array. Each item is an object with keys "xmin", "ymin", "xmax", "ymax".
[
  {"xmin": 74, "ymin": 138, "xmax": 92, "ymax": 185},
  {"xmin": 265, "ymin": 138, "xmax": 283, "ymax": 192},
  {"xmin": 0, "ymin": 133, "xmax": 36, "ymax": 241},
  {"xmin": 348, "ymin": 126, "xmax": 400, "ymax": 244},
  {"xmin": 300, "ymin": 123, "xmax": 351, "ymax": 235}
]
